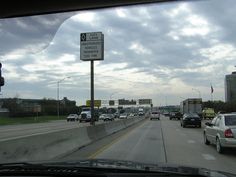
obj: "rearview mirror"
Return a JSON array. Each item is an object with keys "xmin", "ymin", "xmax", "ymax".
[{"xmin": 205, "ymin": 122, "xmax": 213, "ymax": 126}]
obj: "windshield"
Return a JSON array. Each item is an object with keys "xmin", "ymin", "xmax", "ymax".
[
  {"xmin": 225, "ymin": 115, "xmax": 236, "ymax": 126},
  {"xmin": 1, "ymin": 0, "xmax": 236, "ymax": 175}
]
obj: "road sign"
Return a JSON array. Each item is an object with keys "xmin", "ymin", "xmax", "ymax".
[
  {"xmin": 118, "ymin": 99, "xmax": 136, "ymax": 105},
  {"xmin": 109, "ymin": 100, "xmax": 115, "ymax": 106},
  {"xmin": 86, "ymin": 100, "xmax": 101, "ymax": 107},
  {"xmin": 138, "ymin": 99, "xmax": 152, "ymax": 105},
  {"xmin": 80, "ymin": 32, "xmax": 104, "ymax": 61}
]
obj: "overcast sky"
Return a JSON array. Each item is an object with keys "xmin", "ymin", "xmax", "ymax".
[{"xmin": 0, "ymin": 0, "xmax": 235, "ymax": 106}]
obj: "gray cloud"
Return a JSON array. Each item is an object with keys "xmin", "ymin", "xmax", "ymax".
[
  {"xmin": 1, "ymin": 1, "xmax": 235, "ymax": 105},
  {"xmin": 0, "ymin": 12, "xmax": 76, "ymax": 55}
]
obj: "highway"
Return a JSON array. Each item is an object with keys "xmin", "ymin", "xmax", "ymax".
[
  {"xmin": 59, "ymin": 115, "xmax": 236, "ymax": 174},
  {"xmin": 0, "ymin": 119, "xmax": 114, "ymax": 142}
]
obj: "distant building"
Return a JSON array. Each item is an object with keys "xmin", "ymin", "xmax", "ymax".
[{"xmin": 225, "ymin": 71, "xmax": 236, "ymax": 102}]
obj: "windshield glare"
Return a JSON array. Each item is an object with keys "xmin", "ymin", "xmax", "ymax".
[{"xmin": 1, "ymin": 0, "xmax": 236, "ymax": 176}]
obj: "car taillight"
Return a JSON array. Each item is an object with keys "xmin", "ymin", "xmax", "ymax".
[{"xmin": 224, "ymin": 129, "xmax": 234, "ymax": 138}]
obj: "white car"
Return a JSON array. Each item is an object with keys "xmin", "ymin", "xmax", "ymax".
[
  {"xmin": 99, "ymin": 114, "xmax": 106, "ymax": 120},
  {"xmin": 67, "ymin": 114, "xmax": 79, "ymax": 121},
  {"xmin": 204, "ymin": 113, "xmax": 236, "ymax": 153},
  {"xmin": 119, "ymin": 113, "xmax": 128, "ymax": 119},
  {"xmin": 129, "ymin": 113, "xmax": 135, "ymax": 117},
  {"xmin": 150, "ymin": 111, "xmax": 160, "ymax": 120},
  {"xmin": 103, "ymin": 114, "xmax": 115, "ymax": 121}
]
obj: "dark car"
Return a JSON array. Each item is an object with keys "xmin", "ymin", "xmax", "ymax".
[
  {"xmin": 180, "ymin": 113, "xmax": 201, "ymax": 128},
  {"xmin": 169, "ymin": 111, "xmax": 182, "ymax": 120},
  {"xmin": 114, "ymin": 112, "xmax": 120, "ymax": 118}
]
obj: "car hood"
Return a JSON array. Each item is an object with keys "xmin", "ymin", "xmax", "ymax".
[{"xmin": 0, "ymin": 159, "xmax": 234, "ymax": 177}]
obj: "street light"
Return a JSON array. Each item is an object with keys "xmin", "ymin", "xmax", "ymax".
[
  {"xmin": 57, "ymin": 76, "xmax": 70, "ymax": 118},
  {"xmin": 192, "ymin": 88, "xmax": 201, "ymax": 98}
]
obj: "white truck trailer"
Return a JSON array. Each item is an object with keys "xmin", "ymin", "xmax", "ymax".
[{"xmin": 180, "ymin": 98, "xmax": 202, "ymax": 117}]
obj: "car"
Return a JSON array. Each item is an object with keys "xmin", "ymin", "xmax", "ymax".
[
  {"xmin": 163, "ymin": 112, "xmax": 170, "ymax": 117},
  {"xmin": 103, "ymin": 114, "xmax": 114, "ymax": 121},
  {"xmin": 138, "ymin": 112, "xmax": 144, "ymax": 116},
  {"xmin": 114, "ymin": 112, "xmax": 120, "ymax": 118},
  {"xmin": 150, "ymin": 111, "xmax": 160, "ymax": 120},
  {"xmin": 67, "ymin": 114, "xmax": 79, "ymax": 122},
  {"xmin": 203, "ymin": 113, "xmax": 236, "ymax": 153},
  {"xmin": 99, "ymin": 114, "xmax": 106, "ymax": 121},
  {"xmin": 129, "ymin": 113, "xmax": 135, "ymax": 117},
  {"xmin": 119, "ymin": 113, "xmax": 128, "ymax": 119},
  {"xmin": 180, "ymin": 113, "xmax": 201, "ymax": 128},
  {"xmin": 169, "ymin": 111, "xmax": 182, "ymax": 120}
]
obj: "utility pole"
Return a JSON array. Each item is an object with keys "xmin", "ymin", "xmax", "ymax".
[{"xmin": 57, "ymin": 77, "xmax": 70, "ymax": 119}]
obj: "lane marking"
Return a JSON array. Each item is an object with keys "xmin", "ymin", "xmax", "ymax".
[
  {"xmin": 176, "ymin": 129, "xmax": 180, "ymax": 131},
  {"xmin": 88, "ymin": 119, "xmax": 147, "ymax": 159},
  {"xmin": 202, "ymin": 154, "xmax": 216, "ymax": 160},
  {"xmin": 159, "ymin": 119, "xmax": 168, "ymax": 163},
  {"xmin": 187, "ymin": 140, "xmax": 196, "ymax": 144}
]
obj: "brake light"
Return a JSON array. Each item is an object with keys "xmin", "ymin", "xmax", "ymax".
[{"xmin": 224, "ymin": 129, "xmax": 234, "ymax": 138}]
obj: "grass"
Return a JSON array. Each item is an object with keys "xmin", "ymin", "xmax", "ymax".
[{"xmin": 0, "ymin": 115, "xmax": 66, "ymax": 126}]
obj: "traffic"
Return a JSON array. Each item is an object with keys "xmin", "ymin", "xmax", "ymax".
[{"xmin": 63, "ymin": 96, "xmax": 236, "ymax": 156}]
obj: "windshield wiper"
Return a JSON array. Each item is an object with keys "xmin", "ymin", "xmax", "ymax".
[
  {"xmin": 0, "ymin": 159, "xmax": 234, "ymax": 177},
  {"xmin": 0, "ymin": 162, "xmax": 105, "ymax": 176}
]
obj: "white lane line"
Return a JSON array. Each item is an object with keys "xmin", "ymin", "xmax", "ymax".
[
  {"xmin": 187, "ymin": 140, "xmax": 196, "ymax": 144},
  {"xmin": 202, "ymin": 154, "xmax": 216, "ymax": 160}
]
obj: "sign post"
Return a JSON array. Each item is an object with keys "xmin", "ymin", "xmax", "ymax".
[
  {"xmin": 80, "ymin": 32, "xmax": 104, "ymax": 125},
  {"xmin": 91, "ymin": 60, "xmax": 94, "ymax": 125}
]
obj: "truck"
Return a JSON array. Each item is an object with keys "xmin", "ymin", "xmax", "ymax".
[
  {"xmin": 202, "ymin": 108, "xmax": 215, "ymax": 120},
  {"xmin": 138, "ymin": 108, "xmax": 144, "ymax": 116},
  {"xmin": 79, "ymin": 107, "xmax": 99, "ymax": 122},
  {"xmin": 79, "ymin": 107, "xmax": 91, "ymax": 122},
  {"xmin": 180, "ymin": 98, "xmax": 202, "ymax": 118}
]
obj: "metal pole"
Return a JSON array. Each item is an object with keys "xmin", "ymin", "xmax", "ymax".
[
  {"xmin": 57, "ymin": 81, "xmax": 59, "ymax": 119},
  {"xmin": 90, "ymin": 60, "xmax": 95, "ymax": 125}
]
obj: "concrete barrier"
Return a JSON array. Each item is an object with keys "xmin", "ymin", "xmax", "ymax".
[
  {"xmin": 0, "ymin": 117, "xmax": 145, "ymax": 163},
  {"xmin": 0, "ymin": 126, "xmax": 91, "ymax": 162},
  {"xmin": 104, "ymin": 119, "xmax": 126, "ymax": 134}
]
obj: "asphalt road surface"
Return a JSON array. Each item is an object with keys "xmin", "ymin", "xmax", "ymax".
[
  {"xmin": 0, "ymin": 119, "xmax": 119, "ymax": 142},
  {"xmin": 60, "ymin": 115, "xmax": 236, "ymax": 174}
]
